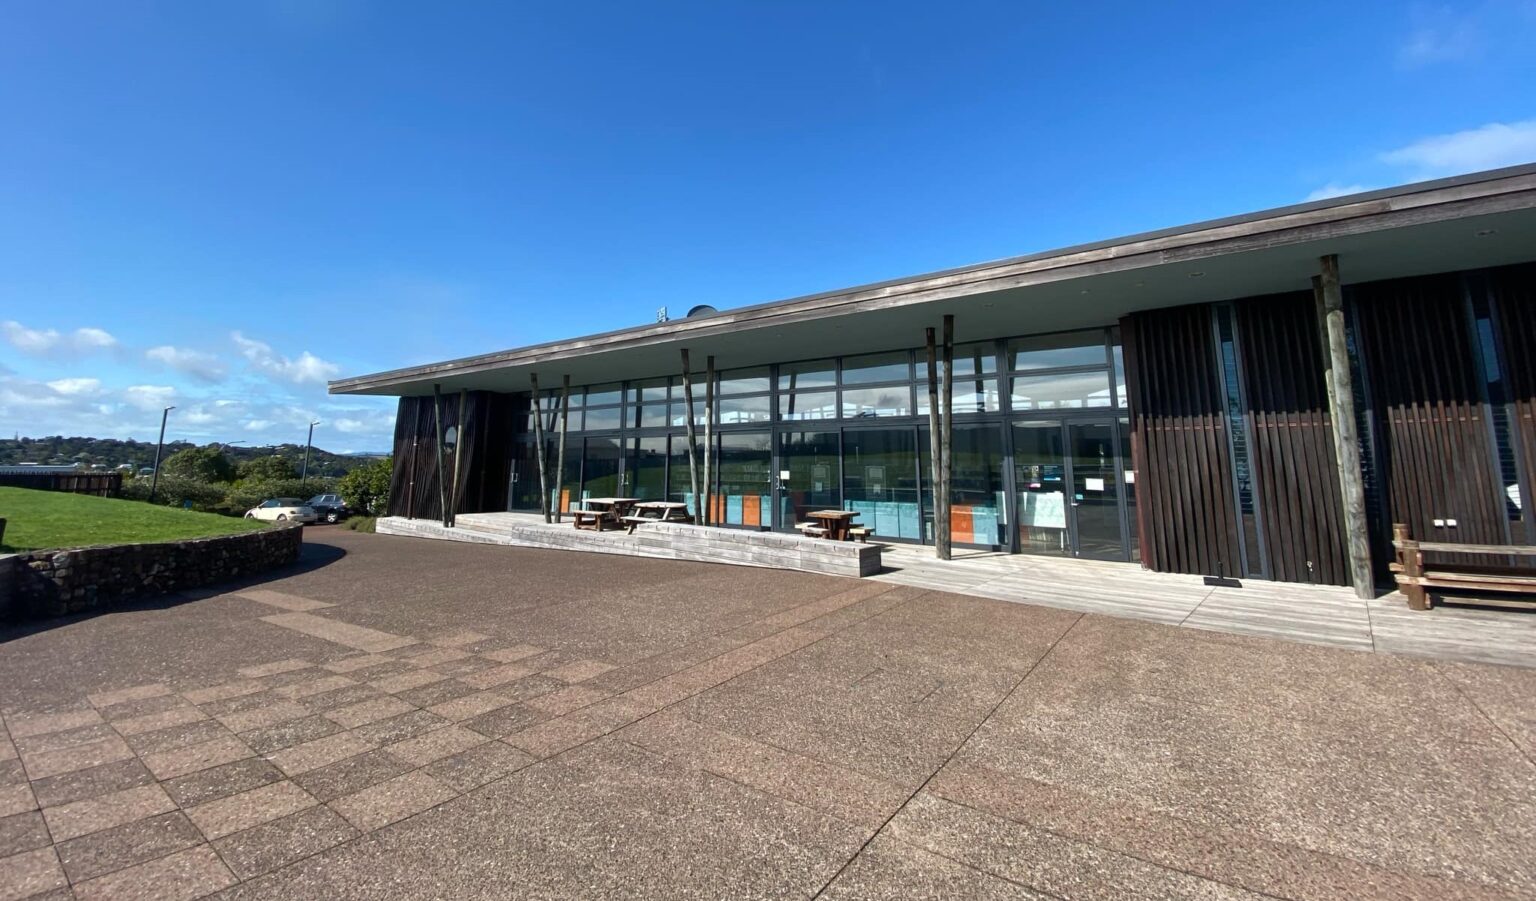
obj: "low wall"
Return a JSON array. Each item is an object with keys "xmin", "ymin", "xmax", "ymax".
[
  {"xmin": 378, "ymin": 514, "xmax": 884, "ymax": 579},
  {"xmin": 2, "ymin": 523, "xmax": 304, "ymax": 619}
]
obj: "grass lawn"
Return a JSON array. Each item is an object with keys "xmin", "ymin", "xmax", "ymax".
[{"xmin": 0, "ymin": 487, "xmax": 269, "ymax": 552}]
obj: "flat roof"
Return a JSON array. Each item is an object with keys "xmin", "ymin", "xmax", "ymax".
[{"xmin": 332, "ymin": 163, "xmax": 1536, "ymax": 397}]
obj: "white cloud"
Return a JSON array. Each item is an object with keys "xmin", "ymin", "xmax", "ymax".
[
  {"xmin": 123, "ymin": 384, "xmax": 177, "ymax": 412},
  {"xmin": 1, "ymin": 321, "xmax": 119, "ymax": 355},
  {"xmin": 244, "ymin": 419, "xmax": 275, "ymax": 431},
  {"xmin": 46, "ymin": 377, "xmax": 102, "ymax": 396},
  {"xmin": 1379, "ymin": 119, "xmax": 1536, "ymax": 178},
  {"xmin": 1306, "ymin": 183, "xmax": 1374, "ymax": 201},
  {"xmin": 232, "ymin": 332, "xmax": 340, "ymax": 385},
  {"xmin": 73, "ymin": 327, "xmax": 118, "ymax": 349},
  {"xmin": 1398, "ymin": 6, "xmax": 1481, "ymax": 66},
  {"xmin": 146, "ymin": 345, "xmax": 227, "ymax": 383}
]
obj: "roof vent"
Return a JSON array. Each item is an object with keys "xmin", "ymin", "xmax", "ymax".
[{"xmin": 686, "ymin": 304, "xmax": 718, "ymax": 318}]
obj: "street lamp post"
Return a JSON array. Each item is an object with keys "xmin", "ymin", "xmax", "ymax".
[
  {"xmin": 301, "ymin": 421, "xmax": 321, "ymax": 487},
  {"xmin": 148, "ymin": 405, "xmax": 176, "ymax": 503}
]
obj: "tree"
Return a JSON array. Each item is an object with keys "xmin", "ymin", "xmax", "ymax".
[
  {"xmin": 161, "ymin": 445, "xmax": 235, "ymax": 483},
  {"xmin": 238, "ymin": 455, "xmax": 296, "ymax": 482},
  {"xmin": 338, "ymin": 457, "xmax": 392, "ymax": 515}
]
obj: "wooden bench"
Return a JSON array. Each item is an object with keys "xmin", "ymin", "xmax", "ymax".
[
  {"xmin": 847, "ymin": 527, "xmax": 871, "ymax": 543},
  {"xmin": 1391, "ymin": 523, "xmax": 1536, "ymax": 611},
  {"xmin": 794, "ymin": 523, "xmax": 827, "ymax": 537},
  {"xmin": 571, "ymin": 509, "xmax": 614, "ymax": 532}
]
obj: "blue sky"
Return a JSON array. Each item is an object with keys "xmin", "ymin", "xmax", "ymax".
[{"xmin": 3, "ymin": 1, "xmax": 1534, "ymax": 453}]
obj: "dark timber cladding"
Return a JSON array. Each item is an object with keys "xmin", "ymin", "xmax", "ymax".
[
  {"xmin": 387, "ymin": 391, "xmax": 515, "ymax": 521},
  {"xmin": 1121, "ymin": 305, "xmax": 1242, "ymax": 578},
  {"xmin": 1236, "ymin": 292, "xmax": 1348, "ymax": 585}
]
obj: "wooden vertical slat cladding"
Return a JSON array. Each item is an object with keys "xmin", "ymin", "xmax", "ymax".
[
  {"xmin": 1122, "ymin": 306, "xmax": 1242, "ymax": 577},
  {"xmin": 1491, "ymin": 262, "xmax": 1536, "ymax": 545},
  {"xmin": 1353, "ymin": 273, "xmax": 1506, "ymax": 555},
  {"xmin": 386, "ymin": 391, "xmax": 516, "ymax": 520},
  {"xmin": 1235, "ymin": 292, "xmax": 1348, "ymax": 585}
]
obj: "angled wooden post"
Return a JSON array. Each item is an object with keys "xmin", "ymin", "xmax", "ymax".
[
  {"xmin": 939, "ymin": 314, "xmax": 955, "ymax": 560},
  {"xmin": 432, "ymin": 384, "xmax": 450, "ymax": 528},
  {"xmin": 680, "ymin": 349, "xmax": 702, "ymax": 522},
  {"xmin": 704, "ymin": 355, "xmax": 716, "ymax": 526},
  {"xmin": 449, "ymin": 389, "xmax": 467, "ymax": 527},
  {"xmin": 1317, "ymin": 255, "xmax": 1374, "ymax": 598},
  {"xmin": 530, "ymin": 373, "xmax": 551, "ymax": 523},
  {"xmin": 925, "ymin": 328, "xmax": 944, "ymax": 558},
  {"xmin": 554, "ymin": 376, "xmax": 570, "ymax": 523}
]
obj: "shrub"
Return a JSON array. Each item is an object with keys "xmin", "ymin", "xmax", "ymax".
[
  {"xmin": 119, "ymin": 474, "xmax": 227, "ymax": 512},
  {"xmin": 344, "ymin": 516, "xmax": 377, "ymax": 533},
  {"xmin": 338, "ymin": 457, "xmax": 392, "ymax": 515}
]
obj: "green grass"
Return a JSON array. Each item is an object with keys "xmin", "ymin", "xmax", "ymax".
[{"xmin": 0, "ymin": 487, "xmax": 269, "ymax": 552}]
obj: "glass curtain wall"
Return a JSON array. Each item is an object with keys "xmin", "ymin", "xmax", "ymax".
[{"xmin": 506, "ymin": 326, "xmax": 1134, "ymax": 557}]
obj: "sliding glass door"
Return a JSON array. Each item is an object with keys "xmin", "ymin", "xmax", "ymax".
[{"xmin": 1010, "ymin": 418, "xmax": 1133, "ymax": 560}]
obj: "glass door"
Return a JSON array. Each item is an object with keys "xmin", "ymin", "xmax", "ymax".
[
  {"xmin": 581, "ymin": 436, "xmax": 623, "ymax": 502},
  {"xmin": 1067, "ymin": 421, "xmax": 1126, "ymax": 560},
  {"xmin": 777, "ymin": 431, "xmax": 840, "ymax": 531},
  {"xmin": 1012, "ymin": 421, "xmax": 1071, "ymax": 556},
  {"xmin": 627, "ymin": 437, "xmax": 668, "ymax": 502},
  {"xmin": 843, "ymin": 428, "xmax": 921, "ymax": 541},
  {"xmin": 1010, "ymin": 418, "xmax": 1131, "ymax": 560}
]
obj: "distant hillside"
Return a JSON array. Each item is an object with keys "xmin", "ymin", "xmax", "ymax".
[{"xmin": 0, "ymin": 435, "xmax": 385, "ymax": 476}]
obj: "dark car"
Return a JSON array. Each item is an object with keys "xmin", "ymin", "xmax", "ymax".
[{"xmin": 304, "ymin": 493, "xmax": 353, "ymax": 524}]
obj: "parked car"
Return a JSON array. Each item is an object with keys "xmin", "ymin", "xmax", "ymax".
[
  {"xmin": 245, "ymin": 498, "xmax": 317, "ymax": 523},
  {"xmin": 305, "ymin": 493, "xmax": 353, "ymax": 524}
]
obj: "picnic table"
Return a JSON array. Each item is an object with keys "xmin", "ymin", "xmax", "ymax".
[
  {"xmin": 571, "ymin": 497, "xmax": 640, "ymax": 532},
  {"xmin": 801, "ymin": 509, "xmax": 861, "ymax": 542},
  {"xmin": 622, "ymin": 501, "xmax": 695, "ymax": 534}
]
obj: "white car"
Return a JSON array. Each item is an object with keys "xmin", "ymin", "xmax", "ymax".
[{"xmin": 245, "ymin": 497, "xmax": 318, "ymax": 523}]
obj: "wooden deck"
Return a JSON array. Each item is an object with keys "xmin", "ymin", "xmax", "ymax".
[
  {"xmin": 875, "ymin": 545, "xmax": 1536, "ymax": 668},
  {"xmin": 375, "ymin": 514, "xmax": 1536, "ymax": 669}
]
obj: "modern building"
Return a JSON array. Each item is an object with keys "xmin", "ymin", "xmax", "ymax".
[{"xmin": 331, "ymin": 164, "xmax": 1536, "ymax": 594}]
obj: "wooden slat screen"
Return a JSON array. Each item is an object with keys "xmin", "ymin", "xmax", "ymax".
[
  {"xmin": 1352, "ymin": 272, "xmax": 1506, "ymax": 550},
  {"xmin": 386, "ymin": 391, "xmax": 514, "ymax": 520},
  {"xmin": 1490, "ymin": 262, "xmax": 1536, "ymax": 545},
  {"xmin": 1235, "ymin": 292, "xmax": 1348, "ymax": 585},
  {"xmin": 1122, "ymin": 305, "xmax": 1242, "ymax": 577}
]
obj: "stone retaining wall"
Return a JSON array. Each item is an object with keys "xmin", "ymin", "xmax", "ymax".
[{"xmin": 2, "ymin": 524, "xmax": 304, "ymax": 619}]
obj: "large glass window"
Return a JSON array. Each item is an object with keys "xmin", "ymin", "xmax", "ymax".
[
  {"xmin": 718, "ymin": 395, "xmax": 771, "ymax": 424},
  {"xmin": 1010, "ymin": 331, "xmax": 1108, "ymax": 370},
  {"xmin": 1009, "ymin": 372, "xmax": 1113, "ymax": 410},
  {"xmin": 841, "ymin": 351, "xmax": 911, "ymax": 385},
  {"xmin": 718, "ymin": 367, "xmax": 771, "ymax": 395},
  {"xmin": 842, "ymin": 429, "xmax": 921, "ymax": 540},
  {"xmin": 841, "ymin": 385, "xmax": 913, "ymax": 418},
  {"xmin": 920, "ymin": 424, "xmax": 1006, "ymax": 546},
  {"xmin": 716, "ymin": 432, "xmax": 772, "ymax": 527},
  {"xmin": 580, "ymin": 436, "xmax": 623, "ymax": 500},
  {"xmin": 668, "ymin": 435, "xmax": 699, "ymax": 508},
  {"xmin": 780, "ymin": 391, "xmax": 837, "ymax": 421},
  {"xmin": 582, "ymin": 406, "xmax": 623, "ymax": 431},
  {"xmin": 778, "ymin": 359, "xmax": 835, "ymax": 391}
]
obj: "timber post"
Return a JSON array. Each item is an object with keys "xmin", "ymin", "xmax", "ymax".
[
  {"xmin": 530, "ymin": 373, "xmax": 551, "ymax": 523},
  {"xmin": 432, "ymin": 384, "xmax": 450, "ymax": 528},
  {"xmin": 925, "ymin": 328, "xmax": 945, "ymax": 558},
  {"xmin": 554, "ymin": 375, "xmax": 570, "ymax": 523},
  {"xmin": 681, "ymin": 349, "xmax": 702, "ymax": 523},
  {"xmin": 1317, "ymin": 255, "xmax": 1374, "ymax": 598},
  {"xmin": 449, "ymin": 389, "xmax": 467, "ymax": 527},
  {"xmin": 704, "ymin": 355, "xmax": 716, "ymax": 526},
  {"xmin": 939, "ymin": 315, "xmax": 955, "ymax": 559}
]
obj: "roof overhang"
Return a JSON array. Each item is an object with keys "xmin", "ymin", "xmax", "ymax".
[{"xmin": 331, "ymin": 163, "xmax": 1536, "ymax": 398}]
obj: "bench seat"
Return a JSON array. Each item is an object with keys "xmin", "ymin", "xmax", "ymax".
[{"xmin": 1392, "ymin": 522, "xmax": 1536, "ymax": 611}]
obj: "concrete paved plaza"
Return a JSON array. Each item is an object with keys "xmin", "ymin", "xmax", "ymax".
[{"xmin": 1, "ymin": 531, "xmax": 1534, "ymax": 899}]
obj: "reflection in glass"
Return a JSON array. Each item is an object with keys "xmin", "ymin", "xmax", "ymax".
[
  {"xmin": 582, "ymin": 406, "xmax": 623, "ymax": 431},
  {"xmin": 780, "ymin": 391, "xmax": 837, "ymax": 420},
  {"xmin": 841, "ymin": 351, "xmax": 911, "ymax": 385},
  {"xmin": 918, "ymin": 378, "xmax": 1001, "ymax": 415},
  {"xmin": 635, "ymin": 378, "xmax": 669, "ymax": 402},
  {"xmin": 779, "ymin": 431, "xmax": 840, "ymax": 527},
  {"xmin": 628, "ymin": 437, "xmax": 668, "ymax": 501},
  {"xmin": 717, "ymin": 395, "xmax": 771, "ymax": 424},
  {"xmin": 581, "ymin": 436, "xmax": 623, "ymax": 499},
  {"xmin": 920, "ymin": 425, "xmax": 1005, "ymax": 546},
  {"xmin": 842, "ymin": 429, "xmax": 920, "ymax": 540},
  {"xmin": 1120, "ymin": 416, "xmax": 1139, "ymax": 561},
  {"xmin": 635, "ymin": 403, "xmax": 670, "ymax": 429},
  {"xmin": 668, "ymin": 400, "xmax": 705, "ymax": 427},
  {"xmin": 841, "ymin": 386, "xmax": 912, "ymax": 418},
  {"xmin": 1009, "ymin": 372, "xmax": 1113, "ymax": 410},
  {"xmin": 585, "ymin": 383, "xmax": 625, "ymax": 406},
  {"xmin": 778, "ymin": 359, "xmax": 835, "ymax": 390},
  {"xmin": 667, "ymin": 435, "xmax": 699, "ymax": 507},
  {"xmin": 1009, "ymin": 332, "xmax": 1108, "ymax": 370},
  {"xmin": 718, "ymin": 367, "xmax": 771, "ymax": 395}
]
